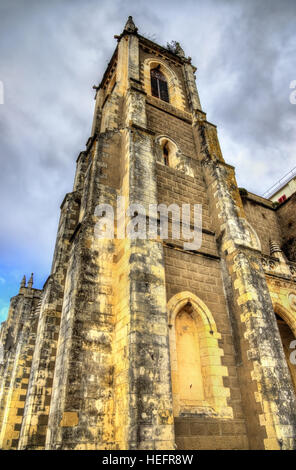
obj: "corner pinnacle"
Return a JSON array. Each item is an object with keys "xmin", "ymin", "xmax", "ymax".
[
  {"xmin": 174, "ymin": 42, "xmax": 185, "ymax": 58},
  {"xmin": 269, "ymin": 239, "xmax": 282, "ymax": 255},
  {"xmin": 124, "ymin": 16, "xmax": 138, "ymax": 34},
  {"xmin": 20, "ymin": 275, "xmax": 26, "ymax": 289},
  {"xmin": 28, "ymin": 273, "xmax": 34, "ymax": 288}
]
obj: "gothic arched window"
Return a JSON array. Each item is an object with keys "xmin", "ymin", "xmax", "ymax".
[
  {"xmin": 163, "ymin": 142, "xmax": 169, "ymax": 166},
  {"xmin": 157, "ymin": 137, "xmax": 177, "ymax": 168},
  {"xmin": 150, "ymin": 68, "xmax": 169, "ymax": 103}
]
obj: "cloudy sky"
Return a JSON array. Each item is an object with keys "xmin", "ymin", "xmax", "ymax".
[{"xmin": 0, "ymin": 0, "xmax": 295, "ymax": 322}]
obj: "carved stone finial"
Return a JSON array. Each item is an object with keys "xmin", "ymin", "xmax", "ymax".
[
  {"xmin": 166, "ymin": 41, "xmax": 186, "ymax": 58},
  {"xmin": 20, "ymin": 275, "xmax": 26, "ymax": 289},
  {"xmin": 174, "ymin": 42, "xmax": 185, "ymax": 58},
  {"xmin": 270, "ymin": 240, "xmax": 282, "ymax": 255},
  {"xmin": 28, "ymin": 273, "xmax": 34, "ymax": 288},
  {"xmin": 124, "ymin": 16, "xmax": 138, "ymax": 34}
]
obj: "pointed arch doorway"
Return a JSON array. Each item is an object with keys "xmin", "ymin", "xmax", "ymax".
[
  {"xmin": 275, "ymin": 311, "xmax": 296, "ymax": 394},
  {"xmin": 167, "ymin": 291, "xmax": 233, "ymax": 418}
]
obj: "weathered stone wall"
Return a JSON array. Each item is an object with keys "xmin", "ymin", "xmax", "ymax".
[
  {"xmin": 277, "ymin": 193, "xmax": 296, "ymax": 261},
  {"xmin": 163, "ymin": 247, "xmax": 248, "ymax": 431},
  {"xmin": 242, "ymin": 194, "xmax": 282, "ymax": 255},
  {"xmin": 241, "ymin": 192, "xmax": 296, "ymax": 262},
  {"xmin": 45, "ymin": 132, "xmax": 117, "ymax": 449},
  {"xmin": 156, "ymin": 161, "xmax": 216, "ymax": 253},
  {"xmin": 17, "ymin": 189, "xmax": 81, "ymax": 449},
  {"xmin": 174, "ymin": 417, "xmax": 248, "ymax": 450},
  {"xmin": 122, "ymin": 127, "xmax": 175, "ymax": 450},
  {"xmin": 0, "ymin": 286, "xmax": 42, "ymax": 449},
  {"xmin": 199, "ymin": 150, "xmax": 296, "ymax": 449},
  {"xmin": 147, "ymin": 101, "xmax": 196, "ymax": 157},
  {"xmin": 143, "ymin": 46, "xmax": 250, "ymax": 449}
]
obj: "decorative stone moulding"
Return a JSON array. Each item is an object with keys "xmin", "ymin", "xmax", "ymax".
[
  {"xmin": 289, "ymin": 263, "xmax": 296, "ymax": 277},
  {"xmin": 288, "ymin": 292, "xmax": 296, "ymax": 311}
]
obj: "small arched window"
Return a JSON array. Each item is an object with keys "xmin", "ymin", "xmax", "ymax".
[
  {"xmin": 157, "ymin": 138, "xmax": 177, "ymax": 168},
  {"xmin": 163, "ymin": 142, "xmax": 169, "ymax": 166},
  {"xmin": 150, "ymin": 68, "xmax": 169, "ymax": 103}
]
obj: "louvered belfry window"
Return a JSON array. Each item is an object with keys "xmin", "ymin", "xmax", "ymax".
[{"xmin": 151, "ymin": 68, "xmax": 169, "ymax": 103}]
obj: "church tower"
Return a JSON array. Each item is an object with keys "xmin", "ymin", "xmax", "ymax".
[{"xmin": 1, "ymin": 16, "xmax": 296, "ymax": 450}]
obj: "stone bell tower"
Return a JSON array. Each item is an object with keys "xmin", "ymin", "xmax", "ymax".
[{"xmin": 1, "ymin": 16, "xmax": 296, "ymax": 450}]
